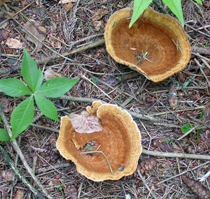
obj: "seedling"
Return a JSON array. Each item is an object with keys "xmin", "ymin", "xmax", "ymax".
[
  {"xmin": 132, "ymin": 50, "xmax": 153, "ymax": 65},
  {"xmin": 0, "ymin": 49, "xmax": 79, "ymax": 141},
  {"xmin": 129, "ymin": 0, "xmax": 202, "ymax": 28}
]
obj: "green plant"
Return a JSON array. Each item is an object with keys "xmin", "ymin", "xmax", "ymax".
[
  {"xmin": 0, "ymin": 49, "xmax": 79, "ymax": 141},
  {"xmin": 130, "ymin": 0, "xmax": 203, "ymax": 28},
  {"xmin": 180, "ymin": 109, "xmax": 205, "ymax": 143}
]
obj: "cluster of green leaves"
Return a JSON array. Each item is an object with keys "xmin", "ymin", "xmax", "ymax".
[
  {"xmin": 130, "ymin": 0, "xmax": 203, "ymax": 28},
  {"xmin": 0, "ymin": 49, "xmax": 79, "ymax": 141}
]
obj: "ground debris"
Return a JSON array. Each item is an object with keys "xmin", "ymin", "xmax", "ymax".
[
  {"xmin": 182, "ymin": 175, "xmax": 210, "ymax": 199},
  {"xmin": 138, "ymin": 158, "xmax": 157, "ymax": 175}
]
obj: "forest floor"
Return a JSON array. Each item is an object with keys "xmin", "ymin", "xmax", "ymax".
[{"xmin": 0, "ymin": 0, "xmax": 210, "ymax": 198}]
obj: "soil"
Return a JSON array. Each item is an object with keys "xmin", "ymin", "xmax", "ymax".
[{"xmin": 0, "ymin": 0, "xmax": 210, "ymax": 198}]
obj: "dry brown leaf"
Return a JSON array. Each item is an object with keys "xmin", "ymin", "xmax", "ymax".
[
  {"xmin": 0, "ymin": 170, "xmax": 14, "ymax": 181},
  {"xmin": 64, "ymin": 2, "xmax": 73, "ymax": 12},
  {"xmin": 0, "ymin": 97, "xmax": 10, "ymax": 113},
  {"xmin": 44, "ymin": 68, "xmax": 62, "ymax": 81},
  {"xmin": 5, "ymin": 38, "xmax": 22, "ymax": 49},
  {"xmin": 93, "ymin": 20, "xmax": 102, "ymax": 31},
  {"xmin": 23, "ymin": 20, "xmax": 45, "ymax": 52},
  {"xmin": 91, "ymin": 9, "xmax": 109, "ymax": 21},
  {"xmin": 37, "ymin": 25, "xmax": 46, "ymax": 33},
  {"xmin": 14, "ymin": 190, "xmax": 25, "ymax": 199},
  {"xmin": 69, "ymin": 111, "xmax": 103, "ymax": 134}
]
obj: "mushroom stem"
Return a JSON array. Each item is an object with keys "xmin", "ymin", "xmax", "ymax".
[{"xmin": 81, "ymin": 151, "xmax": 114, "ymax": 176}]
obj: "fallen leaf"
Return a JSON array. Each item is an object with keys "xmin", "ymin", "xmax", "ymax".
[
  {"xmin": 93, "ymin": 20, "xmax": 102, "ymax": 31},
  {"xmin": 0, "ymin": 170, "xmax": 14, "ymax": 181},
  {"xmin": 0, "ymin": 97, "xmax": 10, "ymax": 113},
  {"xmin": 23, "ymin": 20, "xmax": 45, "ymax": 52},
  {"xmin": 44, "ymin": 68, "xmax": 62, "ymax": 81},
  {"xmin": 14, "ymin": 190, "xmax": 25, "ymax": 199},
  {"xmin": 69, "ymin": 111, "xmax": 103, "ymax": 134},
  {"xmin": 5, "ymin": 38, "xmax": 22, "ymax": 49},
  {"xmin": 91, "ymin": 9, "xmax": 109, "ymax": 21},
  {"xmin": 63, "ymin": 2, "xmax": 73, "ymax": 12}
]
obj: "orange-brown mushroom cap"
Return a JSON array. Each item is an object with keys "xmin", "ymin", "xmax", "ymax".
[
  {"xmin": 104, "ymin": 8, "xmax": 191, "ymax": 82},
  {"xmin": 56, "ymin": 101, "xmax": 142, "ymax": 181}
]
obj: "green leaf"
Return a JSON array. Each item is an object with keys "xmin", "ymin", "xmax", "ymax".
[
  {"xmin": 200, "ymin": 109, "xmax": 205, "ymax": 119},
  {"xmin": 34, "ymin": 68, "xmax": 43, "ymax": 91},
  {"xmin": 0, "ymin": 129, "xmax": 10, "ymax": 141},
  {"xmin": 183, "ymin": 77, "xmax": 192, "ymax": 88},
  {"xmin": 35, "ymin": 77, "xmax": 79, "ymax": 98},
  {"xmin": 162, "ymin": 0, "xmax": 184, "ymax": 27},
  {"xmin": 34, "ymin": 95, "xmax": 59, "ymax": 121},
  {"xmin": 0, "ymin": 78, "xmax": 32, "ymax": 97},
  {"xmin": 11, "ymin": 96, "xmax": 34, "ymax": 140},
  {"xmin": 196, "ymin": 129, "xmax": 202, "ymax": 144},
  {"xmin": 21, "ymin": 49, "xmax": 40, "ymax": 92},
  {"xmin": 193, "ymin": 0, "xmax": 202, "ymax": 5},
  {"xmin": 181, "ymin": 123, "xmax": 193, "ymax": 134},
  {"xmin": 129, "ymin": 0, "xmax": 152, "ymax": 28}
]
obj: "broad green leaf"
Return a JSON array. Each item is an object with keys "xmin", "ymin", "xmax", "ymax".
[
  {"xmin": 11, "ymin": 96, "xmax": 34, "ymax": 140},
  {"xmin": 162, "ymin": 0, "xmax": 184, "ymax": 27},
  {"xmin": 193, "ymin": 0, "xmax": 202, "ymax": 5},
  {"xmin": 34, "ymin": 95, "xmax": 59, "ymax": 121},
  {"xmin": 181, "ymin": 123, "xmax": 192, "ymax": 134},
  {"xmin": 34, "ymin": 68, "xmax": 43, "ymax": 91},
  {"xmin": 35, "ymin": 77, "xmax": 79, "ymax": 98},
  {"xmin": 21, "ymin": 49, "xmax": 39, "ymax": 92},
  {"xmin": 0, "ymin": 129, "xmax": 10, "ymax": 141},
  {"xmin": 0, "ymin": 78, "xmax": 32, "ymax": 97},
  {"xmin": 129, "ymin": 0, "xmax": 152, "ymax": 28}
]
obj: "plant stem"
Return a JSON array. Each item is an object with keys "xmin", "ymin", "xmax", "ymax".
[
  {"xmin": 0, "ymin": 108, "xmax": 54, "ymax": 199},
  {"xmin": 81, "ymin": 151, "xmax": 114, "ymax": 175},
  {"xmin": 0, "ymin": 145, "xmax": 45, "ymax": 199}
]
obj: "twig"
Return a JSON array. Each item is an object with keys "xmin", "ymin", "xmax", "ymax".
[
  {"xmin": 0, "ymin": 145, "xmax": 45, "ymax": 199},
  {"xmin": 58, "ymin": 95, "xmax": 159, "ymax": 121},
  {"xmin": 0, "ymin": 108, "xmax": 54, "ymax": 199},
  {"xmin": 31, "ymin": 123, "xmax": 59, "ymax": 133},
  {"xmin": 158, "ymin": 161, "xmax": 210, "ymax": 184},
  {"xmin": 137, "ymin": 170, "xmax": 157, "ymax": 199},
  {"xmin": 199, "ymin": 170, "xmax": 210, "ymax": 182},
  {"xmin": 81, "ymin": 151, "xmax": 114, "ymax": 175},
  {"xmin": 142, "ymin": 149, "xmax": 210, "ymax": 160},
  {"xmin": 0, "ymin": 0, "xmax": 35, "ymax": 27},
  {"xmin": 177, "ymin": 125, "xmax": 198, "ymax": 141},
  {"xmin": 185, "ymin": 23, "xmax": 210, "ymax": 38}
]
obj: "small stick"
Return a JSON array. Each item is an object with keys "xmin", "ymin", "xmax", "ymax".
[
  {"xmin": 0, "ymin": 145, "xmax": 45, "ymax": 199},
  {"xmin": 142, "ymin": 149, "xmax": 210, "ymax": 160},
  {"xmin": 158, "ymin": 161, "xmax": 210, "ymax": 184},
  {"xmin": 81, "ymin": 151, "xmax": 114, "ymax": 175},
  {"xmin": 0, "ymin": 108, "xmax": 54, "ymax": 199},
  {"xmin": 177, "ymin": 125, "xmax": 198, "ymax": 141},
  {"xmin": 137, "ymin": 169, "xmax": 157, "ymax": 199}
]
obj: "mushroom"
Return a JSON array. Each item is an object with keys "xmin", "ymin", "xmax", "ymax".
[
  {"xmin": 56, "ymin": 101, "xmax": 142, "ymax": 181},
  {"xmin": 104, "ymin": 8, "xmax": 191, "ymax": 82}
]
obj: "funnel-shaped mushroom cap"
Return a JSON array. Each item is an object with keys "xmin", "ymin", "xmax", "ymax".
[
  {"xmin": 104, "ymin": 8, "xmax": 191, "ymax": 82},
  {"xmin": 56, "ymin": 101, "xmax": 142, "ymax": 181}
]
